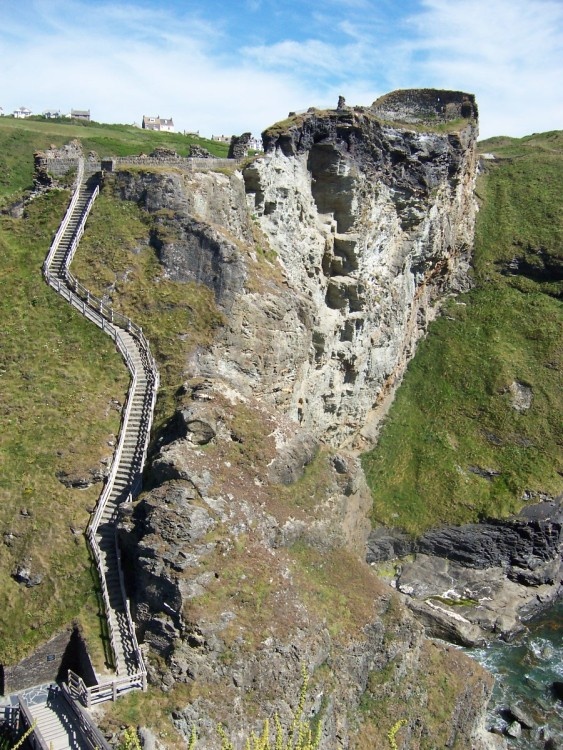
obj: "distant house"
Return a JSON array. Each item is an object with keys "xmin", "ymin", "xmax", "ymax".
[
  {"xmin": 42, "ymin": 109, "xmax": 61, "ymax": 119},
  {"xmin": 71, "ymin": 109, "xmax": 90, "ymax": 121},
  {"xmin": 13, "ymin": 106, "xmax": 32, "ymax": 119},
  {"xmin": 142, "ymin": 115, "xmax": 174, "ymax": 133}
]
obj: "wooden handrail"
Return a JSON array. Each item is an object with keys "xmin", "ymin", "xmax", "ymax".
[
  {"xmin": 42, "ymin": 160, "xmax": 85, "ymax": 273},
  {"xmin": 43, "ymin": 166, "xmax": 158, "ymax": 701},
  {"xmin": 18, "ymin": 699, "xmax": 49, "ymax": 750},
  {"xmin": 60, "ymin": 683, "xmax": 112, "ymax": 750}
]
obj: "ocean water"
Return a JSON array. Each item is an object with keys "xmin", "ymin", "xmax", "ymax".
[{"xmin": 467, "ymin": 599, "xmax": 563, "ymax": 747}]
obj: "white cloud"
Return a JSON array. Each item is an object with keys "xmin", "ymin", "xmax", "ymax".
[
  {"xmin": 0, "ymin": 1, "xmax": 312, "ymax": 136},
  {"xmin": 0, "ymin": 0, "xmax": 561, "ymax": 139},
  {"xmin": 405, "ymin": 0, "xmax": 563, "ymax": 137}
]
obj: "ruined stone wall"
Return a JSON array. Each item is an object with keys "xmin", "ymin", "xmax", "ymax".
[
  {"xmin": 104, "ymin": 156, "xmax": 240, "ymax": 172},
  {"xmin": 371, "ymin": 88, "xmax": 478, "ymax": 124}
]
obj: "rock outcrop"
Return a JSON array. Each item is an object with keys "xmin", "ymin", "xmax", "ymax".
[
  {"xmin": 243, "ymin": 98, "xmax": 478, "ymax": 448},
  {"xmin": 367, "ymin": 499, "xmax": 563, "ymax": 643},
  {"xmin": 105, "ymin": 91, "xmax": 497, "ymax": 747}
]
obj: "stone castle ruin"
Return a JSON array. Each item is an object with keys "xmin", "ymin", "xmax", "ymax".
[{"xmin": 370, "ymin": 88, "xmax": 478, "ymax": 125}]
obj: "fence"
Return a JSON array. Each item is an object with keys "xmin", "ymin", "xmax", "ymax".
[{"xmin": 43, "ymin": 160, "xmax": 156, "ymax": 704}]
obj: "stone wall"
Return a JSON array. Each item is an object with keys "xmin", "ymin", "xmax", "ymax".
[
  {"xmin": 104, "ymin": 156, "xmax": 240, "ymax": 172},
  {"xmin": 37, "ymin": 155, "xmax": 242, "ymax": 178},
  {"xmin": 1, "ymin": 625, "xmax": 96, "ymax": 695}
]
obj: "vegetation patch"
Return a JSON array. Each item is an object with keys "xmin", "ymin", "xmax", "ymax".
[
  {"xmin": 69, "ymin": 186, "xmax": 224, "ymax": 428},
  {"xmin": 354, "ymin": 640, "xmax": 491, "ymax": 750},
  {"xmin": 362, "ymin": 130, "xmax": 563, "ymax": 536},
  {"xmin": 0, "ymin": 191, "xmax": 128, "ymax": 663},
  {"xmin": 289, "ymin": 545, "xmax": 385, "ymax": 642}
]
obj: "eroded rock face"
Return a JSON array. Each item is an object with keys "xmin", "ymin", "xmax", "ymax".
[
  {"xmin": 243, "ymin": 106, "xmax": 478, "ymax": 447},
  {"xmin": 367, "ymin": 500, "xmax": 563, "ymax": 642},
  {"xmin": 115, "ymin": 94, "xmax": 497, "ymax": 747}
]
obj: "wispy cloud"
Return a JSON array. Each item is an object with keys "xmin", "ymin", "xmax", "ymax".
[
  {"xmin": 404, "ymin": 0, "xmax": 563, "ymax": 136},
  {"xmin": 0, "ymin": 0, "xmax": 560, "ymax": 139}
]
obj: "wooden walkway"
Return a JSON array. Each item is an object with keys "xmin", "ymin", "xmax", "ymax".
[
  {"xmin": 43, "ymin": 166, "xmax": 158, "ymax": 685},
  {"xmin": 4, "ymin": 161, "xmax": 162, "ymax": 749}
]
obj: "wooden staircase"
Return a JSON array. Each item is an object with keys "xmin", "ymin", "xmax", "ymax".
[
  {"xmin": 42, "ymin": 160, "xmax": 159, "ymax": 695},
  {"xmin": 16, "ymin": 684, "xmax": 110, "ymax": 750}
]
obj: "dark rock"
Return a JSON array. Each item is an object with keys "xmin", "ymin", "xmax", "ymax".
[
  {"xmin": 188, "ymin": 144, "xmax": 212, "ymax": 158},
  {"xmin": 228, "ymin": 133, "xmax": 251, "ymax": 159},
  {"xmin": 159, "ymin": 217, "xmax": 246, "ymax": 311},
  {"xmin": 552, "ymin": 681, "xmax": 563, "ymax": 701},
  {"xmin": 414, "ymin": 500, "xmax": 563, "ymax": 578},
  {"xmin": 497, "ymin": 245, "xmax": 563, "ymax": 287},
  {"xmin": 366, "ymin": 527, "xmax": 415, "ymax": 562},
  {"xmin": 12, "ymin": 564, "xmax": 43, "ymax": 587},
  {"xmin": 56, "ymin": 466, "xmax": 107, "ymax": 488},
  {"xmin": 468, "ymin": 465, "xmax": 501, "ymax": 480},
  {"xmin": 149, "ymin": 147, "xmax": 179, "ymax": 159}
]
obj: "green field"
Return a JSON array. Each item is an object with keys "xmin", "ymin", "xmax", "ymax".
[{"xmin": 362, "ymin": 131, "xmax": 563, "ymax": 535}]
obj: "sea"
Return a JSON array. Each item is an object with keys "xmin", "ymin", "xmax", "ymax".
[{"xmin": 467, "ymin": 599, "xmax": 563, "ymax": 748}]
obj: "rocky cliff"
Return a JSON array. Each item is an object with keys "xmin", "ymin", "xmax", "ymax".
[{"xmin": 103, "ymin": 91, "xmax": 501, "ymax": 748}]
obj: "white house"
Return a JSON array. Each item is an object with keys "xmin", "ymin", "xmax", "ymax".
[
  {"xmin": 13, "ymin": 106, "xmax": 32, "ymax": 119},
  {"xmin": 142, "ymin": 115, "xmax": 174, "ymax": 132}
]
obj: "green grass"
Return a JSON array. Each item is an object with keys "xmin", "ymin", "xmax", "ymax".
[
  {"xmin": 0, "ymin": 117, "xmax": 229, "ymax": 204},
  {"xmin": 0, "ymin": 191, "xmax": 129, "ymax": 663},
  {"xmin": 361, "ymin": 130, "xmax": 563, "ymax": 535},
  {"xmin": 69, "ymin": 181, "xmax": 224, "ymax": 428}
]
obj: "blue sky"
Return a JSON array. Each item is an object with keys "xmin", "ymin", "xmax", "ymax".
[{"xmin": 1, "ymin": 0, "xmax": 561, "ymax": 140}]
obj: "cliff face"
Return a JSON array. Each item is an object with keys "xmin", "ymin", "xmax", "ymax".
[
  {"xmin": 246, "ymin": 106, "xmax": 477, "ymax": 447},
  {"xmin": 111, "ymin": 93, "xmax": 494, "ymax": 748}
]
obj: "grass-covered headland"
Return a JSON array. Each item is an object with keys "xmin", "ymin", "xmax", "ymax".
[
  {"xmin": 362, "ymin": 131, "xmax": 562, "ymax": 535},
  {"xmin": 0, "ymin": 118, "xmax": 229, "ymax": 664}
]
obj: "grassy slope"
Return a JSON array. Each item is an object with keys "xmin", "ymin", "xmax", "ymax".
[
  {"xmin": 0, "ymin": 117, "xmax": 229, "ymax": 205},
  {"xmin": 362, "ymin": 131, "xmax": 563, "ymax": 535},
  {"xmin": 0, "ymin": 119, "xmax": 228, "ymax": 663},
  {"xmin": 70, "ymin": 185, "xmax": 224, "ymax": 428},
  {"xmin": 0, "ymin": 190, "xmax": 129, "ymax": 664}
]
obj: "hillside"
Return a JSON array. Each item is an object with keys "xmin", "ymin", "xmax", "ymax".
[
  {"xmin": 0, "ymin": 109, "xmax": 561, "ymax": 749},
  {"xmin": 361, "ymin": 130, "xmax": 563, "ymax": 534},
  {"xmin": 0, "ymin": 119, "xmax": 229, "ymax": 665}
]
